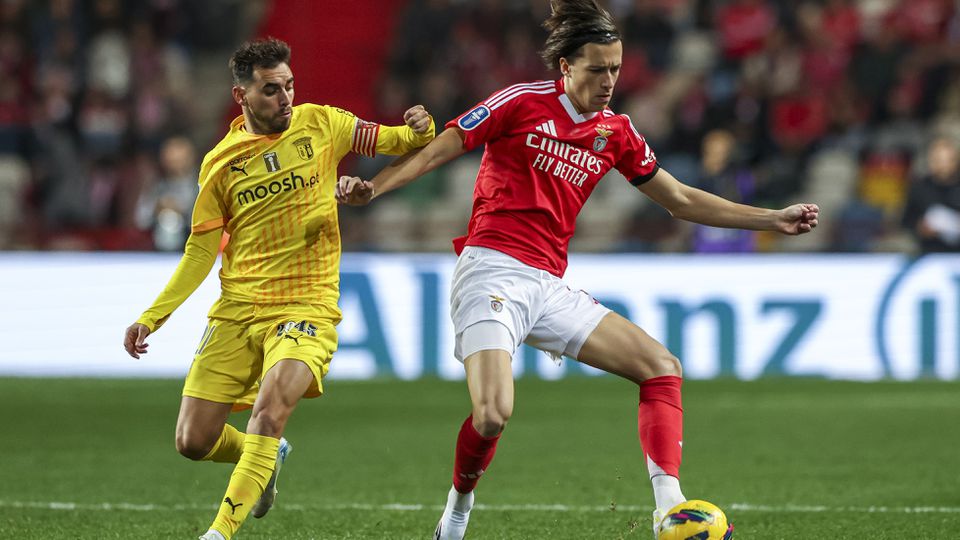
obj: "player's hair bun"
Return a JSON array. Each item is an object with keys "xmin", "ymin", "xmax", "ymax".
[
  {"xmin": 544, "ymin": 0, "xmax": 608, "ymax": 32},
  {"xmin": 540, "ymin": 0, "xmax": 620, "ymax": 69}
]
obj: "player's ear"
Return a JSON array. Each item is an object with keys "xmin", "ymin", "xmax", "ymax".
[
  {"xmin": 559, "ymin": 57, "xmax": 570, "ymax": 77},
  {"xmin": 232, "ymin": 85, "xmax": 246, "ymax": 107}
]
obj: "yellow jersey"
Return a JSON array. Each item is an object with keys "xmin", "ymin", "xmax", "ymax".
[{"xmin": 137, "ymin": 103, "xmax": 434, "ymax": 330}]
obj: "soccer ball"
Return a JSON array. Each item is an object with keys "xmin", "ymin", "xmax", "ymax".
[{"xmin": 656, "ymin": 499, "xmax": 733, "ymax": 540}]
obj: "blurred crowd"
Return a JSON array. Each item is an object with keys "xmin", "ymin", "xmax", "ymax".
[
  {"xmin": 3, "ymin": 0, "xmax": 960, "ymax": 254},
  {"xmin": 349, "ymin": 0, "xmax": 960, "ymax": 254},
  {"xmin": 0, "ymin": 0, "xmax": 259, "ymax": 251}
]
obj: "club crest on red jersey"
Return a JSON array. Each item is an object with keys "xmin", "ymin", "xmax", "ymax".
[{"xmin": 594, "ymin": 126, "xmax": 613, "ymax": 152}]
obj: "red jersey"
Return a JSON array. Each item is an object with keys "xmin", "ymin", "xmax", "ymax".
[{"xmin": 446, "ymin": 79, "xmax": 660, "ymax": 276}]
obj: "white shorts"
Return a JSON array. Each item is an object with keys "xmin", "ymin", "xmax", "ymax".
[{"xmin": 450, "ymin": 246, "xmax": 611, "ymax": 362}]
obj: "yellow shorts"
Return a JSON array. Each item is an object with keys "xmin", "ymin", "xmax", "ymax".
[{"xmin": 183, "ymin": 298, "xmax": 340, "ymax": 411}]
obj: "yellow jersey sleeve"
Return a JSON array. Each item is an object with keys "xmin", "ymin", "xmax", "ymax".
[
  {"xmin": 375, "ymin": 118, "xmax": 435, "ymax": 156},
  {"xmin": 323, "ymin": 105, "xmax": 361, "ymax": 160},
  {"xmin": 323, "ymin": 105, "xmax": 435, "ymax": 159},
  {"xmin": 191, "ymin": 157, "xmax": 229, "ymax": 233},
  {"xmin": 136, "ymin": 229, "xmax": 222, "ymax": 332}
]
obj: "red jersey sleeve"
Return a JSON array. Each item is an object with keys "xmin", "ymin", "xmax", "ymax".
[
  {"xmin": 615, "ymin": 116, "xmax": 660, "ymax": 186},
  {"xmin": 445, "ymin": 85, "xmax": 524, "ymax": 152}
]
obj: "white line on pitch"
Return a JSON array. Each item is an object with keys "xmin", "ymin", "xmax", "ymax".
[{"xmin": 1, "ymin": 500, "xmax": 958, "ymax": 514}]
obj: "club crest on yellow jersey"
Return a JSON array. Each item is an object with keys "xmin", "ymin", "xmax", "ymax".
[{"xmin": 294, "ymin": 137, "xmax": 314, "ymax": 160}]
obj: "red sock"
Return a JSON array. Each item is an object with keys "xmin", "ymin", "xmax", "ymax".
[
  {"xmin": 638, "ymin": 375, "xmax": 683, "ymax": 478},
  {"xmin": 451, "ymin": 415, "xmax": 501, "ymax": 493}
]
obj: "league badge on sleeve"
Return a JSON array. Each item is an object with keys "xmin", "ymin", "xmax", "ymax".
[
  {"xmin": 594, "ymin": 126, "xmax": 613, "ymax": 152},
  {"xmin": 458, "ymin": 105, "xmax": 491, "ymax": 131}
]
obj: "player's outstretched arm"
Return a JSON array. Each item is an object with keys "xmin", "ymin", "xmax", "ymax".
[
  {"xmin": 122, "ymin": 229, "xmax": 221, "ymax": 358},
  {"xmin": 638, "ymin": 168, "xmax": 819, "ymax": 234},
  {"xmin": 373, "ymin": 105, "xmax": 436, "ymax": 156},
  {"xmin": 336, "ymin": 127, "xmax": 467, "ymax": 206},
  {"xmin": 403, "ymin": 105, "xmax": 432, "ymax": 135}
]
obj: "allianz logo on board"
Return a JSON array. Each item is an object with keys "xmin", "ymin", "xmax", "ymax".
[
  {"xmin": 333, "ymin": 256, "xmax": 960, "ymax": 381},
  {"xmin": 875, "ymin": 255, "xmax": 959, "ymax": 379}
]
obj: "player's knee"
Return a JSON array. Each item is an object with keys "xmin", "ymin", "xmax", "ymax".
[
  {"xmin": 248, "ymin": 407, "xmax": 290, "ymax": 438},
  {"xmin": 649, "ymin": 351, "xmax": 682, "ymax": 379},
  {"xmin": 473, "ymin": 401, "xmax": 512, "ymax": 437},
  {"xmin": 473, "ymin": 414, "xmax": 508, "ymax": 438},
  {"xmin": 175, "ymin": 431, "xmax": 214, "ymax": 461},
  {"xmin": 625, "ymin": 350, "xmax": 681, "ymax": 383}
]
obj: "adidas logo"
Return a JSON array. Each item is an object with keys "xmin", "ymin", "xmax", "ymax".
[
  {"xmin": 458, "ymin": 469, "xmax": 485, "ymax": 480},
  {"xmin": 534, "ymin": 119, "xmax": 558, "ymax": 137}
]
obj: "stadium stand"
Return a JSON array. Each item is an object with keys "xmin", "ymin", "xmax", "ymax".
[{"xmin": 5, "ymin": 0, "xmax": 960, "ymax": 254}]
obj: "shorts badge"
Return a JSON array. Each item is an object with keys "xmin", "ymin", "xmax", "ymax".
[{"xmin": 489, "ymin": 294, "xmax": 505, "ymax": 313}]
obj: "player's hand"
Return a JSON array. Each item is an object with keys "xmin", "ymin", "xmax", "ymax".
[
  {"xmin": 336, "ymin": 175, "xmax": 375, "ymax": 206},
  {"xmin": 776, "ymin": 203, "xmax": 820, "ymax": 235},
  {"xmin": 403, "ymin": 104, "xmax": 431, "ymax": 134},
  {"xmin": 123, "ymin": 323, "xmax": 151, "ymax": 359}
]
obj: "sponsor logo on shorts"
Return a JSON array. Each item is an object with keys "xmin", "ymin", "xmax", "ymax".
[
  {"xmin": 458, "ymin": 105, "xmax": 490, "ymax": 131},
  {"xmin": 276, "ymin": 320, "xmax": 318, "ymax": 340}
]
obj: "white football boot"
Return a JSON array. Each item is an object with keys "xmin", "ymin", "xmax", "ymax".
[
  {"xmin": 652, "ymin": 508, "xmax": 666, "ymax": 539},
  {"xmin": 433, "ymin": 486, "xmax": 474, "ymax": 540},
  {"xmin": 198, "ymin": 530, "xmax": 226, "ymax": 540},
  {"xmin": 251, "ymin": 437, "xmax": 292, "ymax": 519}
]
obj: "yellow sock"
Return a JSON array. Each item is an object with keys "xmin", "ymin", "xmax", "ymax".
[
  {"xmin": 202, "ymin": 424, "xmax": 246, "ymax": 463},
  {"xmin": 210, "ymin": 434, "xmax": 279, "ymax": 539}
]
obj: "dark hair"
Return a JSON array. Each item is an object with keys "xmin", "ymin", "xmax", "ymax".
[
  {"xmin": 229, "ymin": 38, "xmax": 291, "ymax": 85},
  {"xmin": 540, "ymin": 0, "xmax": 620, "ymax": 69}
]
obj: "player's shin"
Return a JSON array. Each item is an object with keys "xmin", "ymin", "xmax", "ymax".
[
  {"xmin": 202, "ymin": 424, "xmax": 246, "ymax": 464},
  {"xmin": 209, "ymin": 434, "xmax": 279, "ymax": 539},
  {"xmin": 638, "ymin": 375, "xmax": 685, "ymax": 512},
  {"xmin": 452, "ymin": 414, "xmax": 501, "ymax": 494},
  {"xmin": 436, "ymin": 415, "xmax": 498, "ymax": 540}
]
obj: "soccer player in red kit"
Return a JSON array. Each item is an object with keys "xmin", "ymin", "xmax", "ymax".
[{"xmin": 338, "ymin": 1, "xmax": 818, "ymax": 538}]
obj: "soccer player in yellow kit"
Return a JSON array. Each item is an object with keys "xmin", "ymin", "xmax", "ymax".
[{"xmin": 121, "ymin": 38, "xmax": 434, "ymax": 540}]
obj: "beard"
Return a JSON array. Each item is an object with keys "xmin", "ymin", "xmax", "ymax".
[{"xmin": 251, "ymin": 108, "xmax": 291, "ymax": 134}]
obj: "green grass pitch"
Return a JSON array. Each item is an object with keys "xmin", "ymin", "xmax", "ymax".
[{"xmin": 1, "ymin": 376, "xmax": 958, "ymax": 539}]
